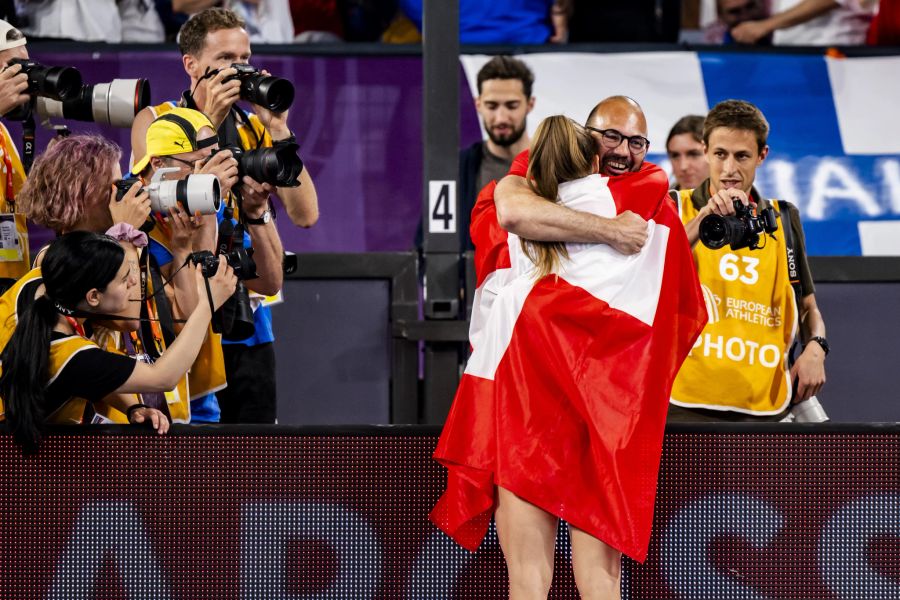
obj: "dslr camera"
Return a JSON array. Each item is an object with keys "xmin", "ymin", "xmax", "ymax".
[
  {"xmin": 3, "ymin": 59, "xmax": 150, "ymax": 128},
  {"xmin": 699, "ymin": 199, "xmax": 778, "ymax": 251},
  {"xmin": 225, "ymin": 63, "xmax": 294, "ymax": 113},
  {"xmin": 214, "ymin": 143, "xmax": 303, "ymax": 188},
  {"xmin": 188, "ymin": 217, "xmax": 258, "ymax": 340},
  {"xmin": 7, "ymin": 58, "xmax": 82, "ymax": 102},
  {"xmin": 116, "ymin": 167, "xmax": 221, "ymax": 215}
]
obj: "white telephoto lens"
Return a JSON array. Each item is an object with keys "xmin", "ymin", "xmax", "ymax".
[
  {"xmin": 93, "ymin": 79, "xmax": 143, "ymax": 127},
  {"xmin": 148, "ymin": 179, "xmax": 180, "ymax": 214},
  {"xmin": 181, "ymin": 173, "xmax": 221, "ymax": 215}
]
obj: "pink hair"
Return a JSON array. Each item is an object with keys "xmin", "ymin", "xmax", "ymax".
[{"xmin": 19, "ymin": 135, "xmax": 122, "ymax": 232}]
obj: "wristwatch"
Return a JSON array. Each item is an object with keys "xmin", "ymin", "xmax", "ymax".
[
  {"xmin": 807, "ymin": 336, "xmax": 829, "ymax": 356},
  {"xmin": 244, "ymin": 210, "xmax": 272, "ymax": 225}
]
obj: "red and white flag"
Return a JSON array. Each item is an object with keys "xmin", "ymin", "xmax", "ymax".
[{"xmin": 430, "ymin": 156, "xmax": 706, "ymax": 562}]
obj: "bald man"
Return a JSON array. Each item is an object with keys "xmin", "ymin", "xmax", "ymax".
[{"xmin": 495, "ymin": 96, "xmax": 652, "ymax": 254}]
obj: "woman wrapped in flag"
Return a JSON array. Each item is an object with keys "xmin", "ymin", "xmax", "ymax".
[{"xmin": 430, "ymin": 115, "xmax": 707, "ymax": 598}]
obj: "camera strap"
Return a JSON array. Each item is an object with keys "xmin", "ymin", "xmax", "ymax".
[
  {"xmin": 21, "ymin": 109, "xmax": 36, "ymax": 175},
  {"xmin": 776, "ymin": 200, "xmax": 802, "ymax": 303},
  {"xmin": 139, "ymin": 249, "xmax": 177, "ymax": 359}
]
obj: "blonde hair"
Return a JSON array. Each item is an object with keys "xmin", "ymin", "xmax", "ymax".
[{"xmin": 522, "ymin": 116, "xmax": 596, "ymax": 278}]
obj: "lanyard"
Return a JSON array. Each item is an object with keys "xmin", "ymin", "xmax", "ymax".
[{"xmin": 0, "ymin": 133, "xmax": 15, "ymax": 204}]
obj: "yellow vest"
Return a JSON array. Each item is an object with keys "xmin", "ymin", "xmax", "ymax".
[
  {"xmin": 43, "ymin": 336, "xmax": 100, "ymax": 424},
  {"xmin": 0, "ymin": 268, "xmax": 42, "ymax": 419},
  {"xmin": 670, "ymin": 189, "xmax": 798, "ymax": 415},
  {"xmin": 147, "ymin": 223, "xmax": 227, "ymax": 400},
  {"xmin": 0, "ymin": 332, "xmax": 98, "ymax": 424},
  {"xmin": 136, "ymin": 100, "xmax": 271, "ymax": 402},
  {"xmin": 0, "ymin": 121, "xmax": 29, "ymax": 280},
  {"xmin": 0, "ymin": 268, "xmax": 186, "ymax": 423}
]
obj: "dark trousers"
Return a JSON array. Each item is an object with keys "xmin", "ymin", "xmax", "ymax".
[{"xmin": 217, "ymin": 342, "xmax": 277, "ymax": 424}]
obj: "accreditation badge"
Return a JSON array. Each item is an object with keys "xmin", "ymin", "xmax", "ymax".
[{"xmin": 0, "ymin": 213, "xmax": 23, "ymax": 262}]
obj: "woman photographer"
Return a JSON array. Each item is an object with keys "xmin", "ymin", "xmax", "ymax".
[
  {"xmin": 16, "ymin": 134, "xmax": 203, "ymax": 423},
  {"xmin": 0, "ymin": 231, "xmax": 236, "ymax": 454}
]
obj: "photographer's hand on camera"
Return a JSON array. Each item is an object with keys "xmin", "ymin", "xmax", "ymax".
[
  {"xmin": 197, "ymin": 148, "xmax": 239, "ymax": 194},
  {"xmin": 203, "ymin": 67, "xmax": 241, "ymax": 129},
  {"xmin": 164, "ymin": 205, "xmax": 204, "ymax": 319},
  {"xmin": 0, "ymin": 63, "xmax": 30, "ymax": 115},
  {"xmin": 240, "ymin": 175, "xmax": 274, "ymax": 216},
  {"xmin": 239, "ymin": 175, "xmax": 283, "ymax": 295},
  {"xmin": 108, "ymin": 180, "xmax": 151, "ymax": 229},
  {"xmin": 195, "ymin": 256, "xmax": 238, "ymax": 312},
  {"xmin": 707, "ymin": 188, "xmax": 751, "ymax": 217},
  {"xmin": 686, "ymin": 188, "xmax": 754, "ymax": 247},
  {"xmin": 252, "ymin": 69, "xmax": 291, "ymax": 141}
]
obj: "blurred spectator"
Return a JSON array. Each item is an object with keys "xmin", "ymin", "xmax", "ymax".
[
  {"xmin": 398, "ymin": 0, "xmax": 567, "ymax": 44},
  {"xmin": 566, "ymin": 0, "xmax": 682, "ymax": 43},
  {"xmin": 121, "ymin": 0, "xmax": 166, "ymax": 41},
  {"xmin": 666, "ymin": 115, "xmax": 708, "ymax": 191},
  {"xmin": 702, "ymin": 0, "xmax": 772, "ymax": 44},
  {"xmin": 290, "ymin": 0, "xmax": 344, "ymax": 42},
  {"xmin": 167, "ymin": 1, "xmax": 293, "ymax": 42},
  {"xmin": 380, "ymin": 9, "xmax": 421, "ymax": 43},
  {"xmin": 414, "ymin": 55, "xmax": 535, "ymax": 252},
  {"xmin": 867, "ymin": 0, "xmax": 899, "ymax": 45},
  {"xmin": 460, "ymin": 56, "xmax": 534, "ymax": 250},
  {"xmin": 17, "ymin": 0, "xmax": 164, "ymax": 42},
  {"xmin": 731, "ymin": 0, "xmax": 877, "ymax": 45},
  {"xmin": 341, "ymin": 0, "xmax": 408, "ymax": 42}
]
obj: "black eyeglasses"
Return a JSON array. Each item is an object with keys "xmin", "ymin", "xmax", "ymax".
[
  {"xmin": 166, "ymin": 155, "xmax": 202, "ymax": 169},
  {"xmin": 585, "ymin": 126, "xmax": 650, "ymax": 153}
]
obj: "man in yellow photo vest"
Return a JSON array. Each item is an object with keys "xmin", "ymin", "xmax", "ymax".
[{"xmin": 669, "ymin": 100, "xmax": 827, "ymax": 422}]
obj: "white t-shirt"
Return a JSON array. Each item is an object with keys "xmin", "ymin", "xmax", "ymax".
[
  {"xmin": 19, "ymin": 0, "xmax": 164, "ymax": 43},
  {"xmin": 771, "ymin": 0, "xmax": 877, "ymax": 45},
  {"xmin": 225, "ymin": 0, "xmax": 294, "ymax": 43},
  {"xmin": 20, "ymin": 0, "xmax": 123, "ymax": 42},
  {"xmin": 119, "ymin": 0, "xmax": 165, "ymax": 43}
]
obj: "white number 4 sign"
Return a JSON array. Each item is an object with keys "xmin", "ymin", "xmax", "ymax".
[{"xmin": 428, "ymin": 181, "xmax": 457, "ymax": 234}]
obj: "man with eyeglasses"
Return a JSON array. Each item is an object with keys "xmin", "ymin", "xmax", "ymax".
[
  {"xmin": 469, "ymin": 96, "xmax": 664, "ymax": 366},
  {"xmin": 132, "ymin": 107, "xmax": 244, "ymax": 423},
  {"xmin": 493, "ymin": 95, "xmax": 653, "ymax": 255}
]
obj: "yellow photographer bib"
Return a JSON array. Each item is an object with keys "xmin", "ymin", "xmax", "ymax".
[{"xmin": 671, "ymin": 191, "xmax": 798, "ymax": 415}]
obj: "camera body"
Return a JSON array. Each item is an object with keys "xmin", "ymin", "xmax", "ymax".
[
  {"xmin": 116, "ymin": 167, "xmax": 221, "ymax": 215},
  {"xmin": 224, "ymin": 63, "xmax": 294, "ymax": 113},
  {"xmin": 188, "ymin": 217, "xmax": 258, "ymax": 341},
  {"xmin": 699, "ymin": 199, "xmax": 778, "ymax": 251},
  {"xmin": 7, "ymin": 58, "xmax": 82, "ymax": 102},
  {"xmin": 214, "ymin": 143, "xmax": 302, "ymax": 188},
  {"xmin": 189, "ymin": 250, "xmax": 221, "ymax": 278}
]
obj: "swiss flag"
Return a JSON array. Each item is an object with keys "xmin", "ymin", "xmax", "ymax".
[{"xmin": 430, "ymin": 155, "xmax": 706, "ymax": 562}]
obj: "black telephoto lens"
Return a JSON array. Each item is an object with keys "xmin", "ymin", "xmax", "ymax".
[
  {"xmin": 240, "ymin": 144, "xmax": 303, "ymax": 187},
  {"xmin": 254, "ymin": 75, "xmax": 294, "ymax": 113},
  {"xmin": 37, "ymin": 66, "xmax": 82, "ymax": 102},
  {"xmin": 698, "ymin": 214, "xmax": 729, "ymax": 250}
]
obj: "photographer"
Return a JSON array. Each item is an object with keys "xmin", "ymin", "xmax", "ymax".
[
  {"xmin": 131, "ymin": 107, "xmax": 239, "ymax": 422},
  {"xmin": 0, "ymin": 231, "xmax": 236, "ymax": 455},
  {"xmin": 15, "ymin": 134, "xmax": 210, "ymax": 424},
  {"xmin": 131, "ymin": 7, "xmax": 318, "ymax": 423},
  {"xmin": 0, "ymin": 20, "xmax": 30, "ymax": 283},
  {"xmin": 669, "ymin": 99, "xmax": 827, "ymax": 422}
]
